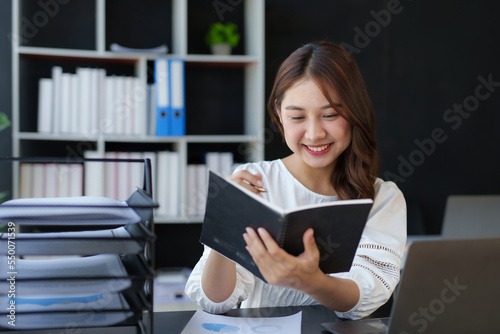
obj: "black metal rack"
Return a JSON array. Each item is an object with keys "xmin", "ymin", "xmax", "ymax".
[{"xmin": 0, "ymin": 158, "xmax": 157, "ymax": 333}]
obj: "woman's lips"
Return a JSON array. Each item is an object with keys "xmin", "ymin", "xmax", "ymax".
[{"xmin": 304, "ymin": 143, "xmax": 332, "ymax": 155}]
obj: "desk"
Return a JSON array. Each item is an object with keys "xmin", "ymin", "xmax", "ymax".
[
  {"xmin": 1, "ymin": 306, "xmax": 342, "ymax": 334},
  {"xmin": 157, "ymin": 305, "xmax": 340, "ymax": 333}
]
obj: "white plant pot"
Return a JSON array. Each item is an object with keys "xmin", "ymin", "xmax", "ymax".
[{"xmin": 211, "ymin": 43, "xmax": 232, "ymax": 55}]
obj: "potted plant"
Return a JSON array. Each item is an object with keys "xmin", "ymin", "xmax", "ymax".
[
  {"xmin": 205, "ymin": 22, "xmax": 240, "ymax": 55},
  {"xmin": 0, "ymin": 112, "xmax": 11, "ymax": 204}
]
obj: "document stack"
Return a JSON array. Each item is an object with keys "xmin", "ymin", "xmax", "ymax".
[{"xmin": 0, "ymin": 158, "xmax": 157, "ymax": 333}]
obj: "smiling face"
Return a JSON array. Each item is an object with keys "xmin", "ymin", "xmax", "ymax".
[{"xmin": 279, "ymin": 78, "xmax": 352, "ymax": 174}]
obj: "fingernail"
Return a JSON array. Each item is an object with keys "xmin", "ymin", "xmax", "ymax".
[{"xmin": 256, "ymin": 180, "xmax": 264, "ymax": 187}]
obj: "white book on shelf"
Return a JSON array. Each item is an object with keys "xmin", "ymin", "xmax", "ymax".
[
  {"xmin": 167, "ymin": 151, "xmax": 180, "ymax": 217},
  {"xmin": 37, "ymin": 78, "xmax": 53, "ymax": 133},
  {"xmin": 51, "ymin": 66, "xmax": 63, "ymax": 134},
  {"xmin": 123, "ymin": 76, "xmax": 134, "ymax": 135},
  {"xmin": 32, "ymin": 164, "xmax": 45, "ymax": 198},
  {"xmin": 114, "ymin": 76, "xmax": 125, "ymax": 135},
  {"xmin": 104, "ymin": 151, "xmax": 119, "ymax": 200},
  {"xmin": 205, "ymin": 152, "xmax": 221, "ymax": 175},
  {"xmin": 70, "ymin": 74, "xmax": 80, "ymax": 134},
  {"xmin": 60, "ymin": 73, "xmax": 73, "ymax": 133},
  {"xmin": 133, "ymin": 78, "xmax": 147, "ymax": 136},
  {"xmin": 103, "ymin": 76, "xmax": 116, "ymax": 134},
  {"xmin": 219, "ymin": 152, "xmax": 235, "ymax": 178},
  {"xmin": 69, "ymin": 163, "xmax": 84, "ymax": 197},
  {"xmin": 116, "ymin": 151, "xmax": 131, "ymax": 201},
  {"xmin": 88, "ymin": 69, "xmax": 100, "ymax": 135},
  {"xmin": 129, "ymin": 152, "xmax": 144, "ymax": 195},
  {"xmin": 97, "ymin": 68, "xmax": 107, "ymax": 136},
  {"xmin": 44, "ymin": 163, "xmax": 59, "ymax": 198},
  {"xmin": 83, "ymin": 151, "xmax": 105, "ymax": 197},
  {"xmin": 155, "ymin": 150, "xmax": 170, "ymax": 217},
  {"xmin": 196, "ymin": 164, "xmax": 208, "ymax": 216},
  {"xmin": 185, "ymin": 164, "xmax": 198, "ymax": 217},
  {"xmin": 146, "ymin": 84, "xmax": 156, "ymax": 136},
  {"xmin": 19, "ymin": 163, "xmax": 33, "ymax": 198},
  {"xmin": 57, "ymin": 164, "xmax": 71, "ymax": 198},
  {"xmin": 77, "ymin": 67, "xmax": 92, "ymax": 135}
]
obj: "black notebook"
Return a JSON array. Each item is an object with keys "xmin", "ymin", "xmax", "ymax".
[{"xmin": 200, "ymin": 171, "xmax": 373, "ymax": 282}]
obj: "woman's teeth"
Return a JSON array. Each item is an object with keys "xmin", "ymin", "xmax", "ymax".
[{"xmin": 307, "ymin": 144, "xmax": 330, "ymax": 152}]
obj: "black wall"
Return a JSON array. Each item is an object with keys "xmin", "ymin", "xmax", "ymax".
[
  {"xmin": 0, "ymin": 0, "xmax": 13, "ymax": 201},
  {"xmin": 264, "ymin": 0, "xmax": 500, "ymax": 235}
]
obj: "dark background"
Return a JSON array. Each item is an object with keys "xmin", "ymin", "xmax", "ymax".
[
  {"xmin": 0, "ymin": 1, "xmax": 13, "ymax": 201},
  {"xmin": 263, "ymin": 0, "xmax": 500, "ymax": 237},
  {"xmin": 1, "ymin": 0, "xmax": 499, "ymax": 268}
]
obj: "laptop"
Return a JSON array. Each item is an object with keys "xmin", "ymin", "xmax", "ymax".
[
  {"xmin": 441, "ymin": 195, "xmax": 500, "ymax": 239},
  {"xmin": 322, "ymin": 238, "xmax": 500, "ymax": 333}
]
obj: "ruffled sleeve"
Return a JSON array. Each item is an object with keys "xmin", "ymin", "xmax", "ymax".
[
  {"xmin": 184, "ymin": 246, "xmax": 256, "ymax": 314},
  {"xmin": 334, "ymin": 179, "xmax": 407, "ymax": 319}
]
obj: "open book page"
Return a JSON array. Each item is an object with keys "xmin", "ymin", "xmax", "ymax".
[
  {"xmin": 0, "ymin": 254, "xmax": 131, "ymax": 294},
  {"xmin": 0, "ymin": 226, "xmax": 144, "ymax": 255},
  {"xmin": 0, "ymin": 196, "xmax": 141, "ymax": 225}
]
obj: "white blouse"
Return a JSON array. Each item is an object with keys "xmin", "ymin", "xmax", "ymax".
[{"xmin": 185, "ymin": 159, "xmax": 407, "ymax": 319}]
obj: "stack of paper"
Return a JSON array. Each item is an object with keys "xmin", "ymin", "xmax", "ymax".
[{"xmin": 0, "ymin": 187, "xmax": 157, "ymax": 330}]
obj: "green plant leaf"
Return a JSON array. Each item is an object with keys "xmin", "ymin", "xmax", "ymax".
[
  {"xmin": 0, "ymin": 190, "xmax": 8, "ymax": 204},
  {"xmin": 205, "ymin": 22, "xmax": 240, "ymax": 48},
  {"xmin": 0, "ymin": 112, "xmax": 11, "ymax": 132}
]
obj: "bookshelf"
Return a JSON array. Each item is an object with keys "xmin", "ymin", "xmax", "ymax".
[{"xmin": 11, "ymin": 0, "xmax": 265, "ymax": 223}]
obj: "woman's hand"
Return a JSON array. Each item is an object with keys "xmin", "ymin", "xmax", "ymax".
[
  {"xmin": 227, "ymin": 170, "xmax": 266, "ymax": 196},
  {"xmin": 243, "ymin": 227, "xmax": 360, "ymax": 312},
  {"xmin": 243, "ymin": 227, "xmax": 323, "ymax": 291}
]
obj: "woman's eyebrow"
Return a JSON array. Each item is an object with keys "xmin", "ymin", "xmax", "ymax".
[
  {"xmin": 284, "ymin": 105, "xmax": 305, "ymax": 110},
  {"xmin": 284, "ymin": 104, "xmax": 341, "ymax": 110}
]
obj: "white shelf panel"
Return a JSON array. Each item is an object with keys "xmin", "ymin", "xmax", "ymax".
[
  {"xmin": 184, "ymin": 54, "xmax": 259, "ymax": 64},
  {"xmin": 18, "ymin": 46, "xmax": 259, "ymax": 64},
  {"xmin": 18, "ymin": 46, "xmax": 165, "ymax": 61},
  {"xmin": 17, "ymin": 132, "xmax": 260, "ymax": 144},
  {"xmin": 183, "ymin": 135, "xmax": 259, "ymax": 143},
  {"xmin": 17, "ymin": 132, "xmax": 100, "ymax": 142}
]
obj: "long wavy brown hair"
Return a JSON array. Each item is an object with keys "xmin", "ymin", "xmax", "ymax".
[{"xmin": 268, "ymin": 41, "xmax": 380, "ymax": 200}]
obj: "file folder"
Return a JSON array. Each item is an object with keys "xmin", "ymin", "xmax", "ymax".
[
  {"xmin": 170, "ymin": 58, "xmax": 186, "ymax": 136},
  {"xmin": 154, "ymin": 58, "xmax": 172, "ymax": 136}
]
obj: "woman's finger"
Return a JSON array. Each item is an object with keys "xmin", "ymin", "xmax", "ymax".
[{"xmin": 228, "ymin": 171, "xmax": 265, "ymax": 195}]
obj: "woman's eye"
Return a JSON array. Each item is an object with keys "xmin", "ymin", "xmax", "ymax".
[
  {"xmin": 289, "ymin": 116, "xmax": 304, "ymax": 120},
  {"xmin": 324, "ymin": 114, "xmax": 339, "ymax": 119}
]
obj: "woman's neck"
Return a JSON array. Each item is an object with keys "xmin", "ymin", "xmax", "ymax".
[{"xmin": 281, "ymin": 155, "xmax": 337, "ymax": 196}]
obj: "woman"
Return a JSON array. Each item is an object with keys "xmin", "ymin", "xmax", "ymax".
[{"xmin": 185, "ymin": 41, "xmax": 406, "ymax": 319}]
